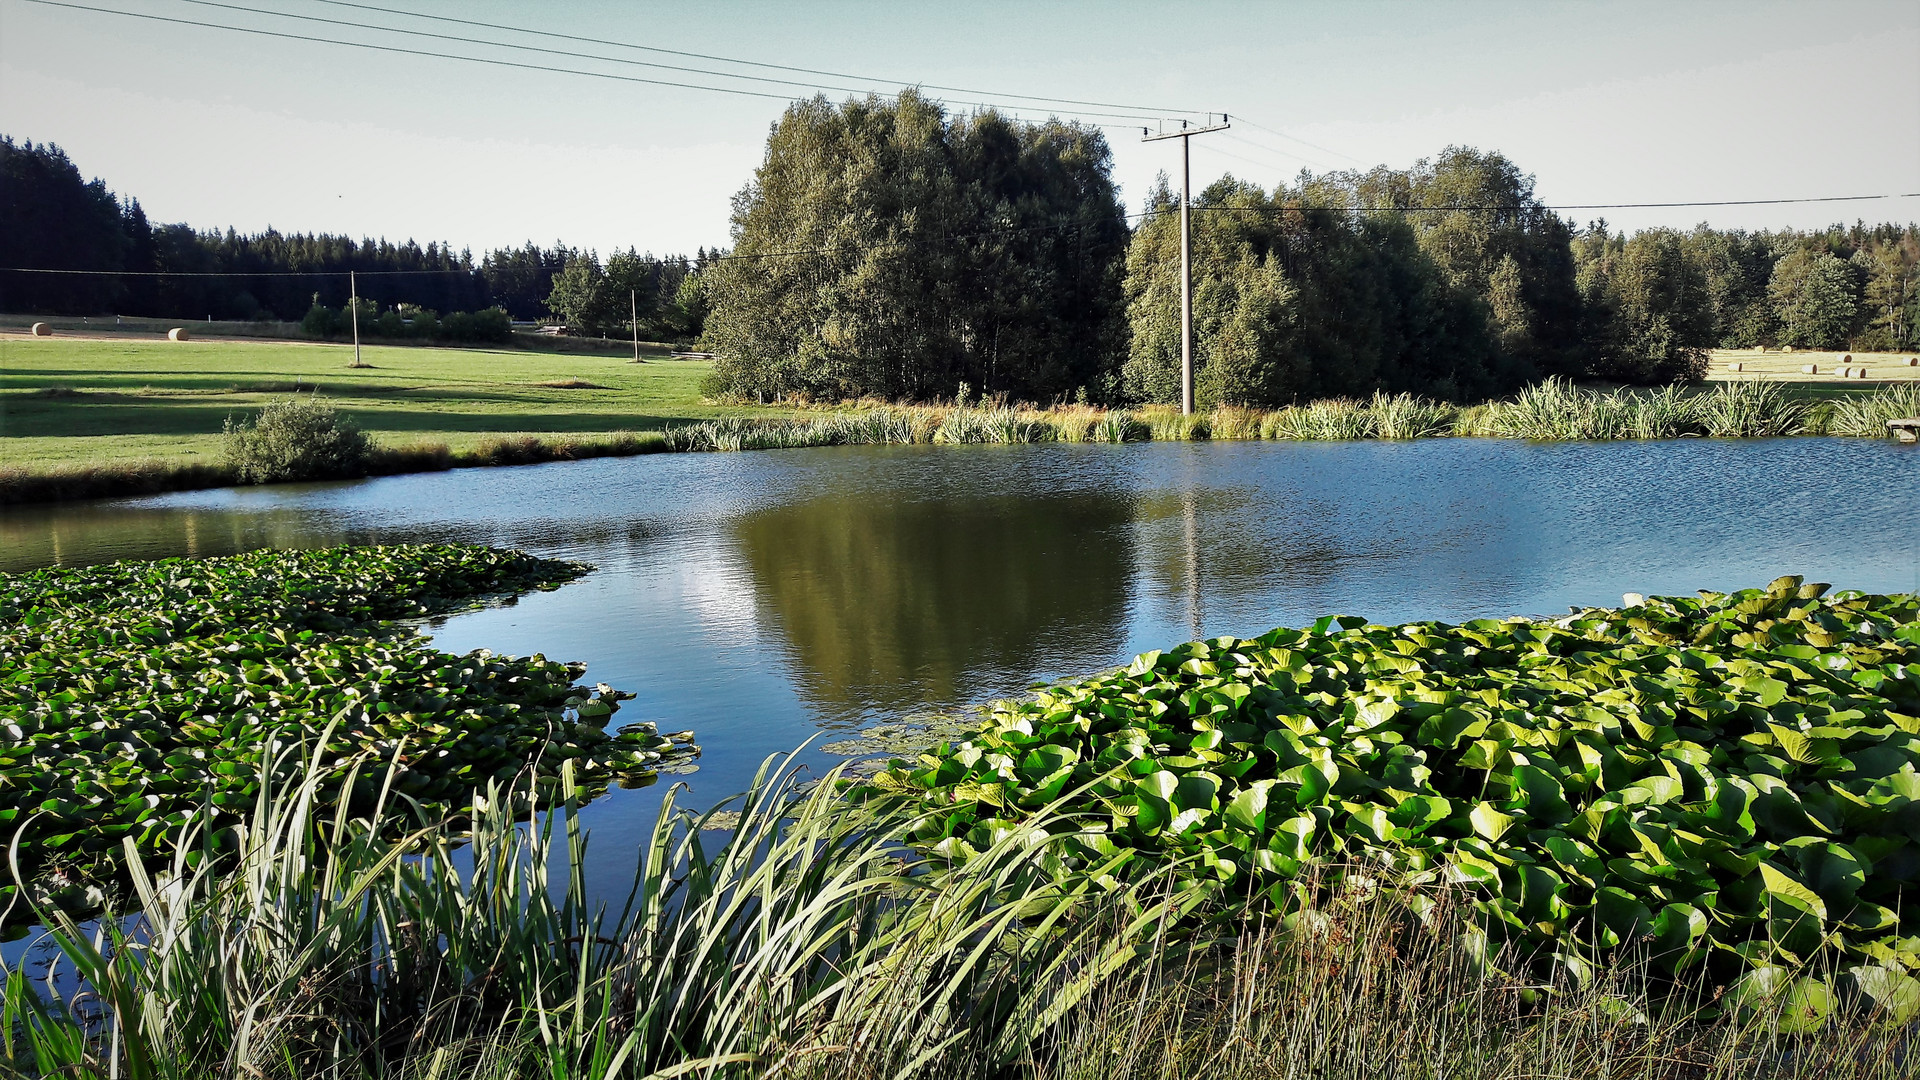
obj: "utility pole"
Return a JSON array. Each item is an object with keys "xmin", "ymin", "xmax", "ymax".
[
  {"xmin": 631, "ymin": 289, "xmax": 644, "ymax": 363},
  {"xmin": 1143, "ymin": 115, "xmax": 1230, "ymax": 415},
  {"xmin": 349, "ymin": 270, "xmax": 362, "ymax": 369}
]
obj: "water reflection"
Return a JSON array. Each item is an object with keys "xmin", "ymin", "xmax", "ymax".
[
  {"xmin": 0, "ymin": 503, "xmax": 357, "ymax": 570},
  {"xmin": 733, "ymin": 489, "xmax": 1135, "ymax": 717}
]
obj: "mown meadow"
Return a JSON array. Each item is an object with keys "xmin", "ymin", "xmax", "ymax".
[{"xmin": 2, "ymin": 548, "xmax": 1917, "ymax": 1078}]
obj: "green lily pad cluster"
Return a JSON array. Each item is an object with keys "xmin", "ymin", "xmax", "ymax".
[
  {"xmin": 866, "ymin": 577, "xmax": 1920, "ymax": 1011},
  {"xmin": 1, "ymin": 544, "xmax": 697, "ymax": 922}
]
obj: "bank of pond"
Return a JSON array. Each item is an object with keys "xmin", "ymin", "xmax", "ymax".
[
  {"xmin": 4, "ymin": 377, "xmax": 1917, "ymax": 507},
  {"xmin": 2, "ymin": 546, "xmax": 1917, "ymax": 1078}
]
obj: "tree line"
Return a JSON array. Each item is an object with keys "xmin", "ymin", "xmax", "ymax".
[
  {"xmin": 0, "ymin": 136, "xmax": 713, "ymax": 341},
  {"xmin": 7, "ymin": 116, "xmax": 1915, "ymax": 395},
  {"xmin": 706, "ymin": 94, "xmax": 1919, "ymax": 405}
]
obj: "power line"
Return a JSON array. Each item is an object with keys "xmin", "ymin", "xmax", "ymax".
[
  {"xmin": 1217, "ymin": 131, "xmax": 1333, "ymax": 171},
  {"xmin": 164, "ymin": 0, "xmax": 1180, "ymax": 122},
  {"xmin": 25, "ymin": 0, "xmax": 799, "ymax": 101},
  {"xmin": 25, "ymin": 0, "xmax": 1190, "ymax": 125},
  {"xmin": 307, "ymin": 0, "xmax": 1206, "ymax": 118},
  {"xmin": 1231, "ymin": 116, "xmax": 1370, "ymax": 167}
]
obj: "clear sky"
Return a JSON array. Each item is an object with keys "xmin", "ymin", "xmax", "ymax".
[{"xmin": 4, "ymin": 0, "xmax": 1916, "ymax": 258}]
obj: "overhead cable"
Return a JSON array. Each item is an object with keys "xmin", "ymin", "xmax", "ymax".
[
  {"xmin": 167, "ymin": 0, "xmax": 1178, "ymax": 121},
  {"xmin": 306, "ymin": 0, "xmax": 1206, "ymax": 118}
]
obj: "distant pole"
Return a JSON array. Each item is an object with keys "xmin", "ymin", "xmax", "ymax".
[
  {"xmin": 631, "ymin": 289, "xmax": 643, "ymax": 363},
  {"xmin": 1143, "ymin": 115, "xmax": 1230, "ymax": 415},
  {"xmin": 350, "ymin": 270, "xmax": 362, "ymax": 368},
  {"xmin": 1180, "ymin": 134, "xmax": 1192, "ymax": 415}
]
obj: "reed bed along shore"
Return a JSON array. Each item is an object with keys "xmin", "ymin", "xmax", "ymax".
[
  {"xmin": 4, "ymin": 748, "xmax": 1914, "ymax": 1080},
  {"xmin": 4, "ymin": 379, "xmax": 1915, "ymax": 506},
  {"xmin": 663, "ymin": 379, "xmax": 1920, "ymax": 452}
]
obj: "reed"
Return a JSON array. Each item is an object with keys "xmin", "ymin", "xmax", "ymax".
[
  {"xmin": 1205, "ymin": 406, "xmax": 1263, "ymax": 441},
  {"xmin": 1369, "ymin": 391, "xmax": 1458, "ymax": 439},
  {"xmin": 1829, "ymin": 382, "xmax": 1920, "ymax": 437},
  {"xmin": 1090, "ymin": 409, "xmax": 1147, "ymax": 443},
  {"xmin": 1141, "ymin": 406, "xmax": 1211, "ymax": 441},
  {"xmin": 5, "ymin": 744, "xmax": 1913, "ymax": 1079},
  {"xmin": 1696, "ymin": 380, "xmax": 1808, "ymax": 437},
  {"xmin": 1264, "ymin": 398, "xmax": 1375, "ymax": 440}
]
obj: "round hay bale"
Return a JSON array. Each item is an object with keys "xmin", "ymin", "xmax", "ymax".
[
  {"xmin": 1842, "ymin": 354, "xmax": 1852, "ymax": 363},
  {"xmin": 30, "ymin": 322, "xmax": 51, "ymax": 336},
  {"xmin": 1907, "ymin": 357, "xmax": 1918, "ymax": 366},
  {"xmin": 1783, "ymin": 345, "xmax": 1795, "ymax": 353},
  {"xmin": 1726, "ymin": 361, "xmax": 1744, "ymax": 371},
  {"xmin": 1801, "ymin": 364, "xmax": 1819, "ymax": 374},
  {"xmin": 167, "ymin": 327, "xmax": 190, "ymax": 341}
]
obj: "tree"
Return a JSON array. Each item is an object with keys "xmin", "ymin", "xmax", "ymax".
[
  {"xmin": 544, "ymin": 255, "xmax": 614, "ymax": 333},
  {"xmin": 1855, "ymin": 234, "xmax": 1918, "ymax": 351},
  {"xmin": 1321, "ymin": 146, "xmax": 1587, "ymax": 380},
  {"xmin": 1574, "ymin": 226, "xmax": 1711, "ymax": 382},
  {"xmin": 0, "ymin": 137, "xmax": 128, "ymax": 313},
  {"xmin": 1681, "ymin": 226, "xmax": 1776, "ymax": 347},
  {"xmin": 703, "ymin": 91, "xmax": 1128, "ymax": 402},
  {"xmin": 1122, "ymin": 175, "xmax": 1498, "ymax": 406},
  {"xmin": 1770, "ymin": 249, "xmax": 1861, "ymax": 349}
]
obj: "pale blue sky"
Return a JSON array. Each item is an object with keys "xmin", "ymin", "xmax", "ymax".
[{"xmin": 4, "ymin": 0, "xmax": 1915, "ymax": 257}]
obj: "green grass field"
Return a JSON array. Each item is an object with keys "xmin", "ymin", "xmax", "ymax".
[
  {"xmin": 4, "ymin": 334, "xmax": 1915, "ymax": 487},
  {"xmin": 0, "ymin": 331, "xmax": 759, "ymax": 468}
]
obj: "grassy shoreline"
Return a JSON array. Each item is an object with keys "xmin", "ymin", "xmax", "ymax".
[{"xmin": 4, "ymin": 333, "xmax": 1918, "ymax": 506}]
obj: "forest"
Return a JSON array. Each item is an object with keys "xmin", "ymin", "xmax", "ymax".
[
  {"xmin": 5, "ymin": 104, "xmax": 1916, "ymax": 403},
  {"xmin": 0, "ymin": 135, "xmax": 714, "ymax": 342}
]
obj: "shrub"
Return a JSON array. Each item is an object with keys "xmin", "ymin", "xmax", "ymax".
[
  {"xmin": 222, "ymin": 396, "xmax": 374, "ymax": 483},
  {"xmin": 298, "ymin": 303, "xmax": 343, "ymax": 339}
]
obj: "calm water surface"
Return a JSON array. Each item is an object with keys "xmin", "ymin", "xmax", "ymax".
[{"xmin": 5, "ymin": 439, "xmax": 1917, "ymax": 900}]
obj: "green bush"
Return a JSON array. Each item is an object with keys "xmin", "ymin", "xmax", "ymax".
[
  {"xmin": 222, "ymin": 395, "xmax": 374, "ymax": 483},
  {"xmin": 298, "ymin": 303, "xmax": 343, "ymax": 339}
]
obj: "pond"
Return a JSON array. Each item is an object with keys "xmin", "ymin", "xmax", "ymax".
[{"xmin": 4, "ymin": 437, "xmax": 1917, "ymax": 902}]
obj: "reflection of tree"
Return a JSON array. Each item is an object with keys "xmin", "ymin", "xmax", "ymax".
[
  {"xmin": 733, "ymin": 492, "xmax": 1135, "ymax": 718},
  {"xmin": 0, "ymin": 507, "xmax": 358, "ymax": 572}
]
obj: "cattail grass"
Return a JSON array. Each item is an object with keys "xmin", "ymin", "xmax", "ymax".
[
  {"xmin": 1829, "ymin": 382, "xmax": 1920, "ymax": 437},
  {"xmin": 1265, "ymin": 398, "xmax": 1375, "ymax": 440},
  {"xmin": 1141, "ymin": 406, "xmax": 1211, "ymax": 441},
  {"xmin": 1696, "ymin": 380, "xmax": 1808, "ymax": 437},
  {"xmin": 6, "ymin": 736, "xmax": 1914, "ymax": 1079},
  {"xmin": 1369, "ymin": 391, "xmax": 1458, "ymax": 439}
]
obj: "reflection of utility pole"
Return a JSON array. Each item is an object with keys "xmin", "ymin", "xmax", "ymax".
[
  {"xmin": 1143, "ymin": 115, "xmax": 1230, "ymax": 416},
  {"xmin": 349, "ymin": 270, "xmax": 362, "ymax": 369},
  {"xmin": 1182, "ymin": 490, "xmax": 1202, "ymax": 643}
]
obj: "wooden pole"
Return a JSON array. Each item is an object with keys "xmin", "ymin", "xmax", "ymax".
[
  {"xmin": 1180, "ymin": 132, "xmax": 1193, "ymax": 416},
  {"xmin": 350, "ymin": 270, "xmax": 362, "ymax": 368},
  {"xmin": 631, "ymin": 289, "xmax": 643, "ymax": 363},
  {"xmin": 1142, "ymin": 117, "xmax": 1229, "ymax": 416}
]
